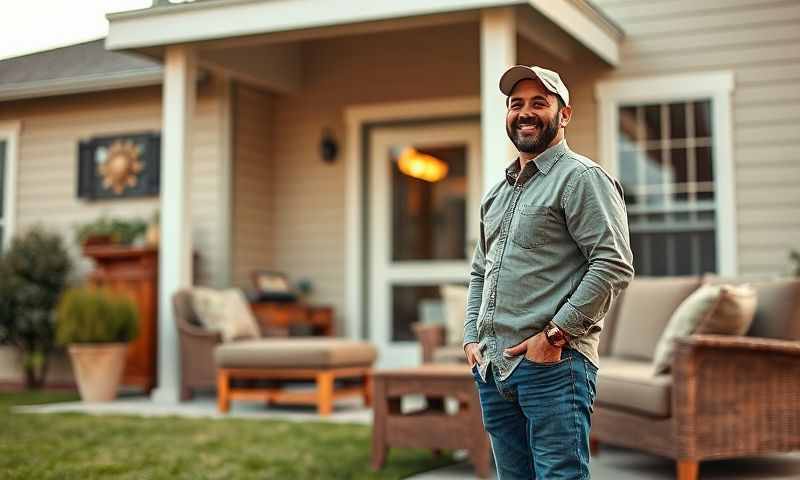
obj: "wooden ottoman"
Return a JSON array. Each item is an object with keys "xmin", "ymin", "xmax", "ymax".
[
  {"xmin": 214, "ymin": 338, "xmax": 376, "ymax": 416},
  {"xmin": 371, "ymin": 364, "xmax": 491, "ymax": 479}
]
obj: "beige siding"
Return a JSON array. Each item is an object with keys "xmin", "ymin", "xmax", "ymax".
[
  {"xmin": 232, "ymin": 84, "xmax": 273, "ymax": 288},
  {"xmin": 0, "ymin": 77, "xmax": 229, "ymax": 287},
  {"xmin": 594, "ymin": 0, "xmax": 800, "ymax": 275},
  {"xmin": 267, "ymin": 23, "xmax": 480, "ymax": 330}
]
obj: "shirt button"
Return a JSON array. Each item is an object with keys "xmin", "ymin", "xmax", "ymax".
[{"xmin": 490, "ymin": 292, "xmax": 495, "ymax": 299}]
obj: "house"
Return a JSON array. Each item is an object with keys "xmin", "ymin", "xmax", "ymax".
[{"xmin": 0, "ymin": 0, "xmax": 797, "ymax": 400}]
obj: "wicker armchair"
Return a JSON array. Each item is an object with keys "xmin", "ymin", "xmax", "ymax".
[{"xmin": 173, "ymin": 290, "xmax": 222, "ymax": 401}]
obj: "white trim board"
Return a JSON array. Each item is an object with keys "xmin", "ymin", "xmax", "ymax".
[
  {"xmin": 0, "ymin": 121, "xmax": 20, "ymax": 251},
  {"xmin": 595, "ymin": 71, "xmax": 737, "ymax": 276},
  {"xmin": 343, "ymin": 96, "xmax": 480, "ymax": 341}
]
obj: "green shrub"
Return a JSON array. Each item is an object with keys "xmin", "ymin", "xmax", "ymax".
[
  {"xmin": 0, "ymin": 226, "xmax": 73, "ymax": 388},
  {"xmin": 55, "ymin": 287, "xmax": 139, "ymax": 345}
]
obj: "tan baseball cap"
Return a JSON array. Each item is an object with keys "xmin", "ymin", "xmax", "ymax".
[{"xmin": 499, "ymin": 65, "xmax": 570, "ymax": 106}]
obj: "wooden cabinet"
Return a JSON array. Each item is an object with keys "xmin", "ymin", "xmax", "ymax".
[{"xmin": 83, "ymin": 245, "xmax": 157, "ymax": 394}]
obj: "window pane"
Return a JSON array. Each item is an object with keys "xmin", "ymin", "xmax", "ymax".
[
  {"xmin": 619, "ymin": 106, "xmax": 639, "ymax": 144},
  {"xmin": 694, "ymin": 100, "xmax": 712, "ymax": 138},
  {"xmin": 645, "ymin": 148, "xmax": 665, "ymax": 185},
  {"xmin": 700, "ymin": 231, "xmax": 717, "ymax": 274},
  {"xmin": 392, "ymin": 285, "xmax": 442, "ymax": 341},
  {"xmin": 649, "ymin": 234, "xmax": 669, "ymax": 275},
  {"xmin": 619, "ymin": 149, "xmax": 639, "ymax": 187},
  {"xmin": 696, "ymin": 146, "xmax": 714, "ymax": 183},
  {"xmin": 391, "ymin": 145, "xmax": 467, "ymax": 261},
  {"xmin": 674, "ymin": 233, "xmax": 695, "ymax": 275},
  {"xmin": 644, "ymin": 104, "xmax": 661, "ymax": 141},
  {"xmin": 669, "ymin": 103, "xmax": 687, "ymax": 139},
  {"xmin": 670, "ymin": 147, "xmax": 688, "ymax": 185}
]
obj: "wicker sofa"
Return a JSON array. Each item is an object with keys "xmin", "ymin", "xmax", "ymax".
[{"xmin": 414, "ymin": 274, "xmax": 800, "ymax": 480}]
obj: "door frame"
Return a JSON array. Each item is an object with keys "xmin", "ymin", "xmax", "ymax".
[
  {"xmin": 344, "ymin": 97, "xmax": 480, "ymax": 342},
  {"xmin": 368, "ymin": 122, "xmax": 481, "ymax": 367},
  {"xmin": 0, "ymin": 121, "xmax": 20, "ymax": 251}
]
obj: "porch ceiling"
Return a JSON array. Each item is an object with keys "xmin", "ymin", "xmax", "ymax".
[{"xmin": 107, "ymin": 0, "xmax": 623, "ymax": 66}]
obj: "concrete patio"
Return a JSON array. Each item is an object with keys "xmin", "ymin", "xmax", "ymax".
[{"xmin": 13, "ymin": 389, "xmax": 800, "ymax": 479}]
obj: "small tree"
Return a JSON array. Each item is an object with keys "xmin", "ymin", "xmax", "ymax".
[{"xmin": 0, "ymin": 226, "xmax": 73, "ymax": 389}]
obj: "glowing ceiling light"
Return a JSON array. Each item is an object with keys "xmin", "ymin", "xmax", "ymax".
[{"xmin": 396, "ymin": 147, "xmax": 449, "ymax": 182}]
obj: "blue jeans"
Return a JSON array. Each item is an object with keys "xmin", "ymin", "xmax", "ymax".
[{"xmin": 471, "ymin": 346, "xmax": 598, "ymax": 480}]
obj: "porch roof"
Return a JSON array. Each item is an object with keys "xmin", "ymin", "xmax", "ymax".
[{"xmin": 107, "ymin": 0, "xmax": 624, "ymax": 66}]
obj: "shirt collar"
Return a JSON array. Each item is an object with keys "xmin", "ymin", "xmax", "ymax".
[{"xmin": 504, "ymin": 139, "xmax": 569, "ymax": 186}]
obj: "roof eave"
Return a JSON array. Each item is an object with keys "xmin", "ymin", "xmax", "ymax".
[{"xmin": 0, "ymin": 68, "xmax": 163, "ymax": 103}]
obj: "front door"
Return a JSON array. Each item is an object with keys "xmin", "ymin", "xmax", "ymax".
[{"xmin": 368, "ymin": 121, "xmax": 481, "ymax": 368}]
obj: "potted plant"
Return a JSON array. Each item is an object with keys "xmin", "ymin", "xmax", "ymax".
[
  {"xmin": 74, "ymin": 216, "xmax": 148, "ymax": 248},
  {"xmin": 55, "ymin": 287, "xmax": 139, "ymax": 402}
]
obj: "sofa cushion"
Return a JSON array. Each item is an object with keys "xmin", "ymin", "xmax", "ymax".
[
  {"xmin": 610, "ymin": 276, "xmax": 701, "ymax": 360},
  {"xmin": 432, "ymin": 345, "xmax": 468, "ymax": 364},
  {"xmin": 440, "ymin": 284, "xmax": 469, "ymax": 346},
  {"xmin": 214, "ymin": 338, "xmax": 377, "ymax": 368},
  {"xmin": 652, "ymin": 284, "xmax": 757, "ymax": 374},
  {"xmin": 598, "ymin": 290, "xmax": 625, "ymax": 357},
  {"xmin": 190, "ymin": 288, "xmax": 261, "ymax": 342},
  {"xmin": 596, "ymin": 356, "xmax": 672, "ymax": 417},
  {"xmin": 747, "ymin": 278, "xmax": 800, "ymax": 341},
  {"xmin": 191, "ymin": 287, "xmax": 228, "ymax": 331}
]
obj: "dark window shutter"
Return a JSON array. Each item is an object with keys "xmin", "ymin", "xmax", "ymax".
[{"xmin": 76, "ymin": 140, "xmax": 95, "ymax": 199}]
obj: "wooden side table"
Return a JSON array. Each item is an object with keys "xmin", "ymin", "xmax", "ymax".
[
  {"xmin": 371, "ymin": 364, "xmax": 491, "ymax": 478},
  {"xmin": 249, "ymin": 302, "xmax": 334, "ymax": 337}
]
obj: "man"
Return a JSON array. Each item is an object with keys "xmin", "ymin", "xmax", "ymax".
[{"xmin": 463, "ymin": 65, "xmax": 635, "ymax": 479}]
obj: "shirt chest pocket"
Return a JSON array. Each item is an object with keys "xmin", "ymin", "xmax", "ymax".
[{"xmin": 512, "ymin": 205, "xmax": 556, "ymax": 250}]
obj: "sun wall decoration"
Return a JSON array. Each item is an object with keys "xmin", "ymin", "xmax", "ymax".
[
  {"xmin": 77, "ymin": 132, "xmax": 160, "ymax": 200},
  {"xmin": 98, "ymin": 140, "xmax": 145, "ymax": 194}
]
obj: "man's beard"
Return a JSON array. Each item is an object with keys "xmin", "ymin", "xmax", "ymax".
[{"xmin": 507, "ymin": 113, "xmax": 560, "ymax": 155}]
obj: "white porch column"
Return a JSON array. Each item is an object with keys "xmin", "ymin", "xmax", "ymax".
[
  {"xmin": 151, "ymin": 45, "xmax": 196, "ymax": 404},
  {"xmin": 480, "ymin": 8, "xmax": 517, "ymax": 195}
]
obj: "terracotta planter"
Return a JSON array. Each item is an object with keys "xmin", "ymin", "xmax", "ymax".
[{"xmin": 67, "ymin": 343, "xmax": 128, "ymax": 402}]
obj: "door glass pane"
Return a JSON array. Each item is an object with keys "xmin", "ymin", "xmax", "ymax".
[
  {"xmin": 392, "ymin": 285, "xmax": 442, "ymax": 341},
  {"xmin": 391, "ymin": 145, "xmax": 467, "ymax": 261}
]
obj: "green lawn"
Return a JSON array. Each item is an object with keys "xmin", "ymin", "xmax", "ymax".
[{"xmin": 0, "ymin": 390, "xmax": 455, "ymax": 479}]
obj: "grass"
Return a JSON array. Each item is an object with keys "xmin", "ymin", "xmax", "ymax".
[{"xmin": 0, "ymin": 389, "xmax": 456, "ymax": 479}]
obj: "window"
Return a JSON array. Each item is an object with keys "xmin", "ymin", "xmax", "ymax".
[
  {"xmin": 618, "ymin": 100, "xmax": 716, "ymax": 276},
  {"xmin": 0, "ymin": 122, "xmax": 20, "ymax": 253},
  {"xmin": 596, "ymin": 72, "xmax": 736, "ymax": 276}
]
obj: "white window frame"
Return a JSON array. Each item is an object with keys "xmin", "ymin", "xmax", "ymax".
[
  {"xmin": 595, "ymin": 71, "xmax": 737, "ymax": 275},
  {"xmin": 0, "ymin": 121, "xmax": 20, "ymax": 252}
]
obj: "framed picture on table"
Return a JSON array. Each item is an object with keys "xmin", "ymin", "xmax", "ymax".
[{"xmin": 250, "ymin": 270, "xmax": 297, "ymax": 302}]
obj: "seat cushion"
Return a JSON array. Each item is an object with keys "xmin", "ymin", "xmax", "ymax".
[
  {"xmin": 214, "ymin": 338, "xmax": 377, "ymax": 369},
  {"xmin": 596, "ymin": 356, "xmax": 672, "ymax": 418},
  {"xmin": 432, "ymin": 345, "xmax": 468, "ymax": 364},
  {"xmin": 610, "ymin": 276, "xmax": 701, "ymax": 360}
]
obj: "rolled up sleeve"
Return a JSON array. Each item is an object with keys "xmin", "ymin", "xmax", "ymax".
[{"xmin": 551, "ymin": 167, "xmax": 635, "ymax": 338}]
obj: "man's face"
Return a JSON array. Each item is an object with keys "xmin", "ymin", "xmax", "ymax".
[{"xmin": 506, "ymin": 79, "xmax": 563, "ymax": 156}]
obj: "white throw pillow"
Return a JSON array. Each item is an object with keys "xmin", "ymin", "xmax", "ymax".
[
  {"xmin": 190, "ymin": 287, "xmax": 227, "ymax": 331},
  {"xmin": 191, "ymin": 287, "xmax": 261, "ymax": 342},
  {"xmin": 220, "ymin": 289, "xmax": 262, "ymax": 342}
]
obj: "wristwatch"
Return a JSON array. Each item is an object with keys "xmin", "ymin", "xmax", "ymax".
[{"xmin": 544, "ymin": 322, "xmax": 570, "ymax": 348}]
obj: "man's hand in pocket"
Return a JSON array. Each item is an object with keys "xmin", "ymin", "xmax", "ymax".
[
  {"xmin": 464, "ymin": 342, "xmax": 483, "ymax": 368},
  {"xmin": 502, "ymin": 332, "xmax": 561, "ymax": 363}
]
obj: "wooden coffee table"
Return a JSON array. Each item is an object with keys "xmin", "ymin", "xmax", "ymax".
[{"xmin": 370, "ymin": 364, "xmax": 491, "ymax": 478}]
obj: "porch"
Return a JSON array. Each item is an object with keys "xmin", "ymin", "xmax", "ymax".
[{"xmin": 104, "ymin": 1, "xmax": 620, "ymax": 402}]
